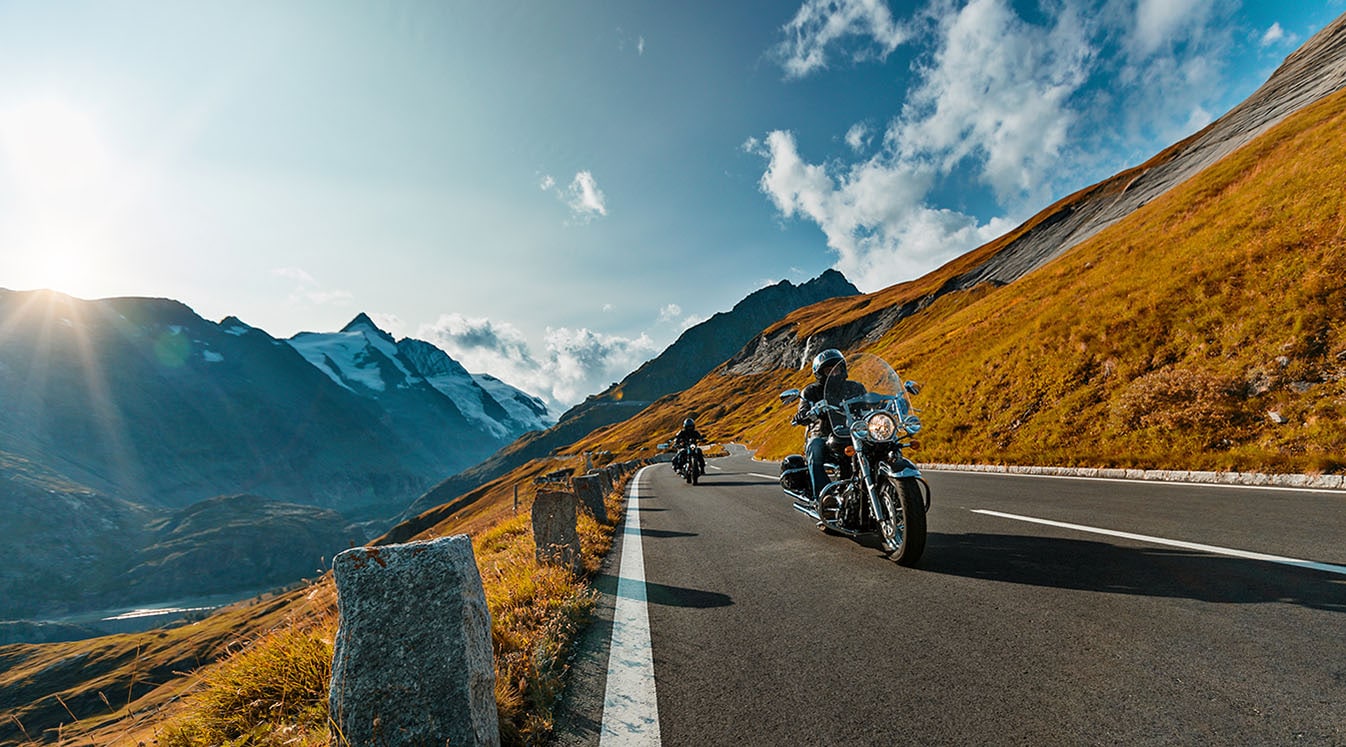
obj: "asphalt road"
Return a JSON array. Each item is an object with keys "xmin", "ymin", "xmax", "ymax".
[{"xmin": 551, "ymin": 449, "xmax": 1346, "ymax": 746}]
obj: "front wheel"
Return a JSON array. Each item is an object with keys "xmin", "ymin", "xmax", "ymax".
[{"xmin": 878, "ymin": 476, "xmax": 926, "ymax": 566}]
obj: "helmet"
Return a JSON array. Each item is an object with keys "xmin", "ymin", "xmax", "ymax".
[
  {"xmin": 683, "ymin": 418, "xmax": 694, "ymax": 429},
  {"xmin": 811, "ymin": 348, "xmax": 845, "ymax": 382}
]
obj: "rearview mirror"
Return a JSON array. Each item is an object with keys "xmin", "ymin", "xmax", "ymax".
[
  {"xmin": 779, "ymin": 388, "xmax": 800, "ymax": 404},
  {"xmin": 904, "ymin": 380, "xmax": 921, "ymax": 396}
]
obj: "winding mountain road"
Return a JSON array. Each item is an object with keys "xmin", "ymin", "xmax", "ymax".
[{"xmin": 551, "ymin": 448, "xmax": 1346, "ymax": 746}]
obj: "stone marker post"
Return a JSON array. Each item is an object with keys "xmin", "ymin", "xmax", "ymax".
[
  {"xmin": 570, "ymin": 474, "xmax": 609, "ymax": 525},
  {"xmin": 329, "ymin": 536, "xmax": 499, "ymax": 746},
  {"xmin": 531, "ymin": 489, "xmax": 582, "ymax": 572}
]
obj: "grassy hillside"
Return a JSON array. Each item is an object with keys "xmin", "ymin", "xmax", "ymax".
[
  {"xmin": 570, "ymin": 85, "xmax": 1346, "ymax": 475},
  {"xmin": 1, "ymin": 457, "xmax": 629, "ymax": 746}
]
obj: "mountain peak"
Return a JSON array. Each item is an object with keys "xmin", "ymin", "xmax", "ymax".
[{"xmin": 341, "ymin": 312, "xmax": 395, "ymax": 343}]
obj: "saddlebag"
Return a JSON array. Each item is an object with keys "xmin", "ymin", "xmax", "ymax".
[{"xmin": 780, "ymin": 454, "xmax": 810, "ymax": 494}]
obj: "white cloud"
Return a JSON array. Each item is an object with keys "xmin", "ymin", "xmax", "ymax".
[
  {"xmin": 1260, "ymin": 22, "xmax": 1296, "ymax": 48},
  {"xmin": 567, "ymin": 170, "xmax": 608, "ymax": 218},
  {"xmin": 894, "ymin": 0, "xmax": 1093, "ymax": 204},
  {"xmin": 658, "ymin": 303, "xmax": 682, "ymax": 322},
  {"xmin": 417, "ymin": 314, "xmax": 660, "ymax": 407},
  {"xmin": 1129, "ymin": 0, "xmax": 1216, "ymax": 60},
  {"xmin": 845, "ymin": 122, "xmax": 870, "ymax": 152},
  {"xmin": 539, "ymin": 169, "xmax": 609, "ymax": 223},
  {"xmin": 776, "ymin": 0, "xmax": 911, "ymax": 79},
  {"xmin": 751, "ymin": 130, "xmax": 1010, "ymax": 291},
  {"xmin": 638, "ymin": 35, "xmax": 646, "ymax": 55},
  {"xmin": 543, "ymin": 327, "xmax": 660, "ymax": 404},
  {"xmin": 754, "ymin": 0, "xmax": 1241, "ymax": 292},
  {"xmin": 369, "ymin": 312, "xmax": 405, "ymax": 337}
]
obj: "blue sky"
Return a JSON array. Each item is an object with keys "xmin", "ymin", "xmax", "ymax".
[{"xmin": 0, "ymin": 1, "xmax": 1340, "ymax": 407}]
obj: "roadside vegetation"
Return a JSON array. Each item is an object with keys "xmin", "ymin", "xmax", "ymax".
[{"xmin": 1, "ymin": 459, "xmax": 632, "ymax": 746}]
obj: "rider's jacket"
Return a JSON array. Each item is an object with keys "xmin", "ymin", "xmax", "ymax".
[
  {"xmin": 672, "ymin": 426, "xmax": 704, "ymax": 449},
  {"xmin": 793, "ymin": 378, "xmax": 867, "ymax": 440}
]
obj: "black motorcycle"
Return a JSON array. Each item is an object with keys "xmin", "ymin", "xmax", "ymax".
[
  {"xmin": 779, "ymin": 353, "xmax": 929, "ymax": 565},
  {"xmin": 674, "ymin": 442, "xmax": 704, "ymax": 485}
]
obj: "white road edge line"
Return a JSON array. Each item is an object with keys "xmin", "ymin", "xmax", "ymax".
[
  {"xmin": 749, "ymin": 473, "xmax": 778, "ymax": 481},
  {"xmin": 972, "ymin": 509, "xmax": 1346, "ymax": 576},
  {"xmin": 600, "ymin": 465, "xmax": 662, "ymax": 745}
]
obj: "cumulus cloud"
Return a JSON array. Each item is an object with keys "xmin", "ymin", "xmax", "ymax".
[
  {"xmin": 752, "ymin": 0, "xmax": 1237, "ymax": 292},
  {"xmin": 541, "ymin": 170, "xmax": 609, "ymax": 222},
  {"xmin": 567, "ymin": 171, "xmax": 608, "ymax": 218},
  {"xmin": 417, "ymin": 314, "xmax": 660, "ymax": 407},
  {"xmin": 845, "ymin": 122, "xmax": 871, "ymax": 152},
  {"xmin": 776, "ymin": 0, "xmax": 911, "ymax": 78},
  {"xmin": 658, "ymin": 303, "xmax": 682, "ymax": 322},
  {"xmin": 1128, "ymin": 0, "xmax": 1216, "ymax": 60},
  {"xmin": 1260, "ymin": 22, "xmax": 1296, "ymax": 48},
  {"xmin": 751, "ymin": 129, "xmax": 1011, "ymax": 290}
]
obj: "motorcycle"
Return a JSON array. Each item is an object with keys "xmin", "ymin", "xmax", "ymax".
[
  {"xmin": 674, "ymin": 442, "xmax": 704, "ymax": 485},
  {"xmin": 779, "ymin": 353, "xmax": 929, "ymax": 566}
]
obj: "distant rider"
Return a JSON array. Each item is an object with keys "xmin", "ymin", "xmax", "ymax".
[
  {"xmin": 791, "ymin": 349, "xmax": 865, "ymax": 502},
  {"xmin": 671, "ymin": 417, "xmax": 706, "ymax": 474}
]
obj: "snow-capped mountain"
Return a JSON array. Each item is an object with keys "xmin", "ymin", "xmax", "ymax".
[
  {"xmin": 0, "ymin": 293, "xmax": 555, "ymax": 623},
  {"xmin": 287, "ymin": 313, "xmax": 553, "ymax": 440}
]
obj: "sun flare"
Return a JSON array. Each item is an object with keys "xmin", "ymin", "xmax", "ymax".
[{"xmin": 0, "ymin": 97, "xmax": 117, "ymax": 297}]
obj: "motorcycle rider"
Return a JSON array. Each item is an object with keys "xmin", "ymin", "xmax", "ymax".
[
  {"xmin": 791, "ymin": 348, "xmax": 866, "ymax": 502},
  {"xmin": 671, "ymin": 417, "xmax": 706, "ymax": 475}
]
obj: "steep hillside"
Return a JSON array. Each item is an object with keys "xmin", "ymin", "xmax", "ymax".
[
  {"xmin": 572, "ymin": 78, "xmax": 1346, "ymax": 476},
  {"xmin": 727, "ymin": 12, "xmax": 1346, "ymax": 371},
  {"xmin": 396, "ymin": 270, "xmax": 857, "ymax": 520}
]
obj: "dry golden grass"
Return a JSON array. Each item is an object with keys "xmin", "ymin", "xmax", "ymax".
[
  {"xmin": 28, "ymin": 468, "xmax": 637, "ymax": 747},
  {"xmin": 573, "ymin": 85, "xmax": 1346, "ymax": 476}
]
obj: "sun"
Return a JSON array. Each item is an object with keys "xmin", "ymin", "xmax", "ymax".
[{"xmin": 0, "ymin": 96, "xmax": 117, "ymax": 297}]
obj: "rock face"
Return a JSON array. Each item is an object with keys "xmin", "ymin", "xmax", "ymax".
[
  {"xmin": 530, "ymin": 490, "xmax": 581, "ymax": 572},
  {"xmin": 329, "ymin": 536, "xmax": 499, "ymax": 746}
]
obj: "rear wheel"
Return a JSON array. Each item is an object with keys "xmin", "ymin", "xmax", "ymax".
[{"xmin": 878, "ymin": 476, "xmax": 926, "ymax": 566}]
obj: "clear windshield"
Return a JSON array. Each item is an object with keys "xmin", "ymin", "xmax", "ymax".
[{"xmin": 823, "ymin": 352, "xmax": 911, "ymax": 420}]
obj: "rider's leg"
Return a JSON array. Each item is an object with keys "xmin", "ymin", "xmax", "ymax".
[{"xmin": 805, "ymin": 436, "xmax": 828, "ymax": 500}]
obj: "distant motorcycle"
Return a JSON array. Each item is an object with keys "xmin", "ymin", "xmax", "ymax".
[
  {"xmin": 779, "ymin": 353, "xmax": 929, "ymax": 565},
  {"xmin": 674, "ymin": 443, "xmax": 704, "ymax": 485}
]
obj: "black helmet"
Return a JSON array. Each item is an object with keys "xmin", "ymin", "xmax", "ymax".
[
  {"xmin": 812, "ymin": 348, "xmax": 845, "ymax": 382},
  {"xmin": 683, "ymin": 418, "xmax": 694, "ymax": 429}
]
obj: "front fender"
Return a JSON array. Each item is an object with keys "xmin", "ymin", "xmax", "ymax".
[{"xmin": 878, "ymin": 459, "xmax": 921, "ymax": 480}]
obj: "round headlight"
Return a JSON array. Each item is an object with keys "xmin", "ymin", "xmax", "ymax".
[{"xmin": 867, "ymin": 411, "xmax": 897, "ymax": 441}]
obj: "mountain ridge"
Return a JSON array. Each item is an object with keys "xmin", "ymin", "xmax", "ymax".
[{"xmin": 393, "ymin": 269, "xmax": 859, "ymax": 524}]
